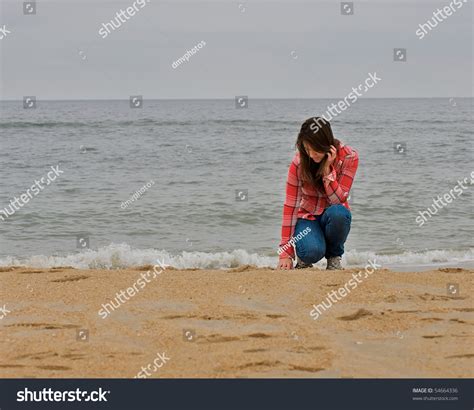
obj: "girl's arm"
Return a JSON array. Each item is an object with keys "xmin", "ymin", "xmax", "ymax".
[
  {"xmin": 322, "ymin": 148, "xmax": 359, "ymax": 204},
  {"xmin": 278, "ymin": 157, "xmax": 302, "ymax": 260}
]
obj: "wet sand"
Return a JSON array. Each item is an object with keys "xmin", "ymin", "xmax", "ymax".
[{"xmin": 0, "ymin": 265, "xmax": 472, "ymax": 378}]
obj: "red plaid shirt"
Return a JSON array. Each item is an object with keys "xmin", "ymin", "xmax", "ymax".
[{"xmin": 279, "ymin": 142, "xmax": 359, "ymax": 260}]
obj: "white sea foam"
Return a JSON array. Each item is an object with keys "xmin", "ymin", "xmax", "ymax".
[{"xmin": 0, "ymin": 243, "xmax": 473, "ymax": 271}]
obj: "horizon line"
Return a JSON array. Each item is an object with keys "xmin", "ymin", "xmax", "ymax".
[{"xmin": 1, "ymin": 97, "xmax": 472, "ymax": 102}]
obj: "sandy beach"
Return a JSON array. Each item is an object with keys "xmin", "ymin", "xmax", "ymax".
[{"xmin": 0, "ymin": 264, "xmax": 472, "ymax": 378}]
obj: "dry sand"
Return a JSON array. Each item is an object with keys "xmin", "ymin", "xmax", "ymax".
[{"xmin": 0, "ymin": 265, "xmax": 472, "ymax": 378}]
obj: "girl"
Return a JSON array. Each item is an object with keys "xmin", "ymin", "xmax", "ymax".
[{"xmin": 277, "ymin": 117, "xmax": 359, "ymax": 270}]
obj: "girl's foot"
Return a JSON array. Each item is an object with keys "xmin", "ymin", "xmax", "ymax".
[
  {"xmin": 295, "ymin": 256, "xmax": 313, "ymax": 269},
  {"xmin": 326, "ymin": 256, "xmax": 343, "ymax": 270}
]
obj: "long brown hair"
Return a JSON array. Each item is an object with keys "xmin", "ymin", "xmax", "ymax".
[{"xmin": 295, "ymin": 117, "xmax": 340, "ymax": 190}]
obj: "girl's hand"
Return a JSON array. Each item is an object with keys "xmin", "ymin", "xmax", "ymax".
[
  {"xmin": 277, "ymin": 257, "xmax": 294, "ymax": 270},
  {"xmin": 322, "ymin": 145, "xmax": 337, "ymax": 176}
]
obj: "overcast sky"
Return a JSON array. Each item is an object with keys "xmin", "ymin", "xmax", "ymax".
[{"xmin": 0, "ymin": 0, "xmax": 472, "ymax": 99}]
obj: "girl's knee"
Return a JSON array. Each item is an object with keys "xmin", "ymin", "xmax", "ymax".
[
  {"xmin": 297, "ymin": 244, "xmax": 326, "ymax": 264},
  {"xmin": 325, "ymin": 205, "xmax": 352, "ymax": 224}
]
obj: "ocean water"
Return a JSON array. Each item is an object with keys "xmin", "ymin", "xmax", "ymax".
[{"xmin": 0, "ymin": 98, "xmax": 472, "ymax": 270}]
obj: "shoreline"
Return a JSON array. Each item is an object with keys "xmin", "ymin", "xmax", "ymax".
[
  {"xmin": 0, "ymin": 265, "xmax": 472, "ymax": 378},
  {"xmin": 1, "ymin": 260, "xmax": 473, "ymax": 272},
  {"xmin": 1, "ymin": 244, "xmax": 473, "ymax": 273}
]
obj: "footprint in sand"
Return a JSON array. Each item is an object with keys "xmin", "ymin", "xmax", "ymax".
[
  {"xmin": 243, "ymin": 348, "xmax": 268, "ymax": 353},
  {"xmin": 438, "ymin": 268, "xmax": 465, "ymax": 273},
  {"xmin": 18, "ymin": 270, "xmax": 42, "ymax": 274},
  {"xmin": 449, "ymin": 318, "xmax": 467, "ymax": 324},
  {"xmin": 445, "ymin": 353, "xmax": 474, "ymax": 359},
  {"xmin": 200, "ymin": 334, "xmax": 240, "ymax": 343},
  {"xmin": 289, "ymin": 364, "xmax": 325, "ymax": 373},
  {"xmin": 15, "ymin": 351, "xmax": 59, "ymax": 360},
  {"xmin": 6, "ymin": 323, "xmax": 79, "ymax": 330},
  {"xmin": 237, "ymin": 360, "xmax": 282, "ymax": 370},
  {"xmin": 338, "ymin": 309, "xmax": 373, "ymax": 321},
  {"xmin": 247, "ymin": 333, "xmax": 272, "ymax": 339},
  {"xmin": 62, "ymin": 353, "xmax": 87, "ymax": 360},
  {"xmin": 418, "ymin": 293, "xmax": 466, "ymax": 301},
  {"xmin": 50, "ymin": 275, "xmax": 90, "ymax": 283}
]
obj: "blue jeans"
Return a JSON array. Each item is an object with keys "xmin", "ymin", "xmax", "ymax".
[{"xmin": 294, "ymin": 204, "xmax": 352, "ymax": 264}]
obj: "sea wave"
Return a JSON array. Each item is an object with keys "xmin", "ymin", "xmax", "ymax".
[
  {"xmin": 0, "ymin": 243, "xmax": 472, "ymax": 270},
  {"xmin": 0, "ymin": 118, "xmax": 298, "ymax": 129}
]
